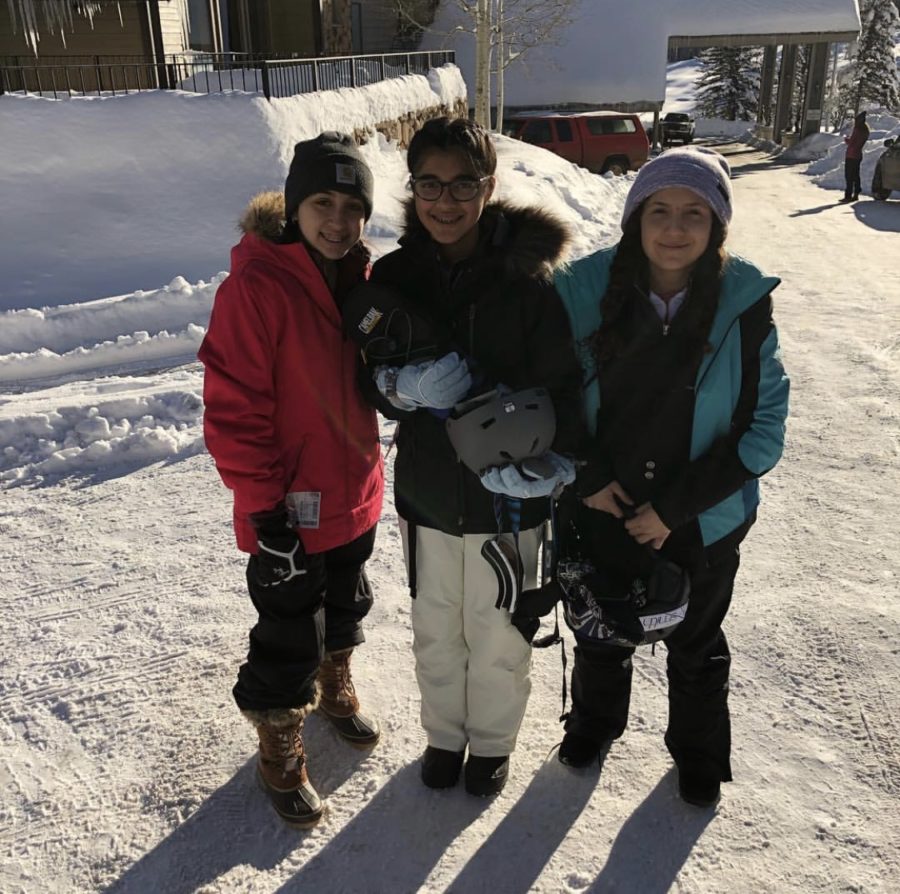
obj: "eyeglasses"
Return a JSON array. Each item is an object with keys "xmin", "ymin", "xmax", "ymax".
[{"xmin": 409, "ymin": 176, "xmax": 489, "ymax": 202}]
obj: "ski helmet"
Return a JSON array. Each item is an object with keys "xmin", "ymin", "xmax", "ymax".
[
  {"xmin": 342, "ymin": 282, "xmax": 440, "ymax": 366},
  {"xmin": 559, "ymin": 555, "xmax": 690, "ymax": 648},
  {"xmin": 445, "ymin": 387, "xmax": 556, "ymax": 475}
]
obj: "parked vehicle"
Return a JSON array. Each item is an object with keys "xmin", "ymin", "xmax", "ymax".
[
  {"xmin": 661, "ymin": 111, "xmax": 695, "ymax": 145},
  {"xmin": 504, "ymin": 111, "xmax": 650, "ymax": 175},
  {"xmin": 872, "ymin": 137, "xmax": 900, "ymax": 200}
]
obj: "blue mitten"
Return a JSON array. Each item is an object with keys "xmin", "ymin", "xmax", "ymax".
[
  {"xmin": 395, "ymin": 352, "xmax": 472, "ymax": 409},
  {"xmin": 480, "ymin": 452, "xmax": 576, "ymax": 499},
  {"xmin": 374, "ymin": 366, "xmax": 418, "ymax": 411}
]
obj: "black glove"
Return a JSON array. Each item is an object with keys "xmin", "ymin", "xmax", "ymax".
[
  {"xmin": 511, "ymin": 614, "xmax": 541, "ymax": 645},
  {"xmin": 249, "ymin": 507, "xmax": 307, "ymax": 588},
  {"xmin": 515, "ymin": 580, "xmax": 564, "ymax": 619},
  {"xmin": 510, "ymin": 580, "xmax": 565, "ymax": 645}
]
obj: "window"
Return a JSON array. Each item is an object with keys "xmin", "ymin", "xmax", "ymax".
[
  {"xmin": 521, "ymin": 120, "xmax": 553, "ymax": 144},
  {"xmin": 585, "ymin": 117, "xmax": 637, "ymax": 136},
  {"xmin": 187, "ymin": 0, "xmax": 214, "ymax": 51},
  {"xmin": 351, "ymin": 2, "xmax": 363, "ymax": 53},
  {"xmin": 555, "ymin": 119, "xmax": 574, "ymax": 142}
]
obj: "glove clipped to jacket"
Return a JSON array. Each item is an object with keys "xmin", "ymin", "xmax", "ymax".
[
  {"xmin": 480, "ymin": 451, "xmax": 576, "ymax": 499},
  {"xmin": 248, "ymin": 507, "xmax": 307, "ymax": 588},
  {"xmin": 375, "ymin": 351, "xmax": 472, "ymax": 411}
]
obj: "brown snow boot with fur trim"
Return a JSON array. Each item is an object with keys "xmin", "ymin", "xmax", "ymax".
[
  {"xmin": 243, "ymin": 704, "xmax": 323, "ymax": 828},
  {"xmin": 318, "ymin": 648, "xmax": 381, "ymax": 748}
]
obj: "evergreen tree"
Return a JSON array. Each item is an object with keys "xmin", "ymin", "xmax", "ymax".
[
  {"xmin": 857, "ymin": 0, "xmax": 900, "ymax": 110},
  {"xmin": 695, "ymin": 46, "xmax": 762, "ymax": 121},
  {"xmin": 840, "ymin": 0, "xmax": 900, "ymax": 115}
]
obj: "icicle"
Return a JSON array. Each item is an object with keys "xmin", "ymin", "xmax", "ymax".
[{"xmin": 9, "ymin": 0, "xmax": 106, "ymax": 55}]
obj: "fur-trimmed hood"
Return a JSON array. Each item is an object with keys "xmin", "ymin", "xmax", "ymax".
[
  {"xmin": 238, "ymin": 190, "xmax": 289, "ymax": 242},
  {"xmin": 400, "ymin": 198, "xmax": 572, "ymax": 280},
  {"xmin": 234, "ymin": 190, "xmax": 371, "ymax": 274}
]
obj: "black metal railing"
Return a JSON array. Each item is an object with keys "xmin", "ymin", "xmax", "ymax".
[{"xmin": 0, "ymin": 50, "xmax": 455, "ymax": 100}]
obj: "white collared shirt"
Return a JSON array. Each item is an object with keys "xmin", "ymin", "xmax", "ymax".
[{"xmin": 648, "ymin": 287, "xmax": 687, "ymax": 325}]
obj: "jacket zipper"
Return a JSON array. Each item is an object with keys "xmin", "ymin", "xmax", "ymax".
[
  {"xmin": 695, "ymin": 314, "xmax": 740, "ymax": 391},
  {"xmin": 458, "ymin": 303, "xmax": 477, "ymax": 527}
]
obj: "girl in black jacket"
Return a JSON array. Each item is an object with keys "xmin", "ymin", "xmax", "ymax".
[{"xmin": 363, "ymin": 117, "xmax": 583, "ymax": 796}]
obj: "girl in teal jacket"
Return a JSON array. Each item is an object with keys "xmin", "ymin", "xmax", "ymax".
[{"xmin": 552, "ymin": 147, "xmax": 789, "ymax": 808}]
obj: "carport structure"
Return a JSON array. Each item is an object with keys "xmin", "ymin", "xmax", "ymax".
[
  {"xmin": 669, "ymin": 1, "xmax": 861, "ymax": 145},
  {"xmin": 427, "ymin": 0, "xmax": 861, "ymax": 143}
]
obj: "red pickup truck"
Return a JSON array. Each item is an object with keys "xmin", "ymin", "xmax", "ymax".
[{"xmin": 505, "ymin": 111, "xmax": 650, "ymax": 175}]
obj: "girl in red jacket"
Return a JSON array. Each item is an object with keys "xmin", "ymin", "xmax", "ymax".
[{"xmin": 199, "ymin": 133, "xmax": 384, "ymax": 828}]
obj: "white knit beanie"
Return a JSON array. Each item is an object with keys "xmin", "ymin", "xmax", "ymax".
[{"xmin": 621, "ymin": 146, "xmax": 733, "ymax": 229}]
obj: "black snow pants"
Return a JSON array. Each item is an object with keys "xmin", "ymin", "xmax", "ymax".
[
  {"xmin": 844, "ymin": 157, "xmax": 862, "ymax": 199},
  {"xmin": 232, "ymin": 525, "xmax": 377, "ymax": 712},
  {"xmin": 564, "ymin": 547, "xmax": 740, "ymax": 782}
]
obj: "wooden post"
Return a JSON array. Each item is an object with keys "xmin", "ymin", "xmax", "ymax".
[
  {"xmin": 800, "ymin": 42, "xmax": 830, "ymax": 139},
  {"xmin": 773, "ymin": 44, "xmax": 798, "ymax": 144}
]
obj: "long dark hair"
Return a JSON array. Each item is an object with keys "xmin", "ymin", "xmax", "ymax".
[{"xmin": 588, "ymin": 201, "xmax": 727, "ymax": 368}]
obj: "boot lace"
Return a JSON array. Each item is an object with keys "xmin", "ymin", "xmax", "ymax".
[
  {"xmin": 259, "ymin": 723, "xmax": 304, "ymax": 776},
  {"xmin": 323, "ymin": 652, "xmax": 356, "ymax": 702}
]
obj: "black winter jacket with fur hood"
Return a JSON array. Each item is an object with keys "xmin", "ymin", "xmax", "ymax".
[{"xmin": 364, "ymin": 200, "xmax": 584, "ymax": 535}]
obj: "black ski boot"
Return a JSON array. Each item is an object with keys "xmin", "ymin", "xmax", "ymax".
[
  {"xmin": 558, "ymin": 732, "xmax": 612, "ymax": 769},
  {"xmin": 421, "ymin": 746, "xmax": 465, "ymax": 789},
  {"xmin": 464, "ymin": 755, "xmax": 509, "ymax": 797}
]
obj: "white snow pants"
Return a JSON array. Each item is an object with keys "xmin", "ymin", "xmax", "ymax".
[{"xmin": 400, "ymin": 520, "xmax": 541, "ymax": 757}]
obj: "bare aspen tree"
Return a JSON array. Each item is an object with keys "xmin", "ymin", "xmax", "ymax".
[
  {"xmin": 491, "ymin": 0, "xmax": 577, "ymax": 128},
  {"xmin": 496, "ymin": 0, "xmax": 505, "ymax": 129},
  {"xmin": 394, "ymin": 0, "xmax": 578, "ymax": 129},
  {"xmin": 475, "ymin": 0, "xmax": 492, "ymax": 127}
]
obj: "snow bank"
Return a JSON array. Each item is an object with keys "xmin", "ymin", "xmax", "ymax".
[
  {"xmin": 0, "ymin": 94, "xmax": 628, "ymax": 391},
  {"xmin": 0, "ymin": 66, "xmax": 465, "ymax": 312},
  {"xmin": 695, "ymin": 119, "xmax": 755, "ymax": 139},
  {"xmin": 0, "ymin": 369, "xmax": 205, "ymax": 484}
]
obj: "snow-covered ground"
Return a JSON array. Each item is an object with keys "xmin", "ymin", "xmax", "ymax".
[{"xmin": 2, "ymin": 66, "xmax": 900, "ymax": 894}]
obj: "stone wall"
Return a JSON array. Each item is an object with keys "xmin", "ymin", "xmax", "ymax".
[{"xmin": 352, "ymin": 97, "xmax": 470, "ymax": 148}]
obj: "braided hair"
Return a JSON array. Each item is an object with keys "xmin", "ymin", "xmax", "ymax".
[{"xmin": 588, "ymin": 200, "xmax": 727, "ymax": 369}]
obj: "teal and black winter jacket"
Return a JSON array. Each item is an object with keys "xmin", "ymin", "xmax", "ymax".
[{"xmin": 554, "ymin": 246, "xmax": 789, "ymax": 565}]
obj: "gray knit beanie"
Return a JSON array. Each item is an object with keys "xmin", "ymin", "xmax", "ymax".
[
  {"xmin": 621, "ymin": 146, "xmax": 733, "ymax": 229},
  {"xmin": 284, "ymin": 132, "xmax": 374, "ymax": 221}
]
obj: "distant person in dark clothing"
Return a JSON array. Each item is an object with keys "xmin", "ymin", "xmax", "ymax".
[{"xmin": 842, "ymin": 110, "xmax": 870, "ymax": 202}]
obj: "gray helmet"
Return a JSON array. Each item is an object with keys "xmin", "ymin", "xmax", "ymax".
[{"xmin": 445, "ymin": 387, "xmax": 556, "ymax": 475}]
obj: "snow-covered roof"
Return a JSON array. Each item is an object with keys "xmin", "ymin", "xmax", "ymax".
[
  {"xmin": 425, "ymin": 0, "xmax": 861, "ymax": 108},
  {"xmin": 668, "ymin": 0, "xmax": 861, "ymax": 38}
]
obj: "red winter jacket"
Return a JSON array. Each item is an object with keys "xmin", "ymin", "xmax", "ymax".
[
  {"xmin": 199, "ymin": 192, "xmax": 384, "ymax": 554},
  {"xmin": 844, "ymin": 121, "xmax": 869, "ymax": 160}
]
